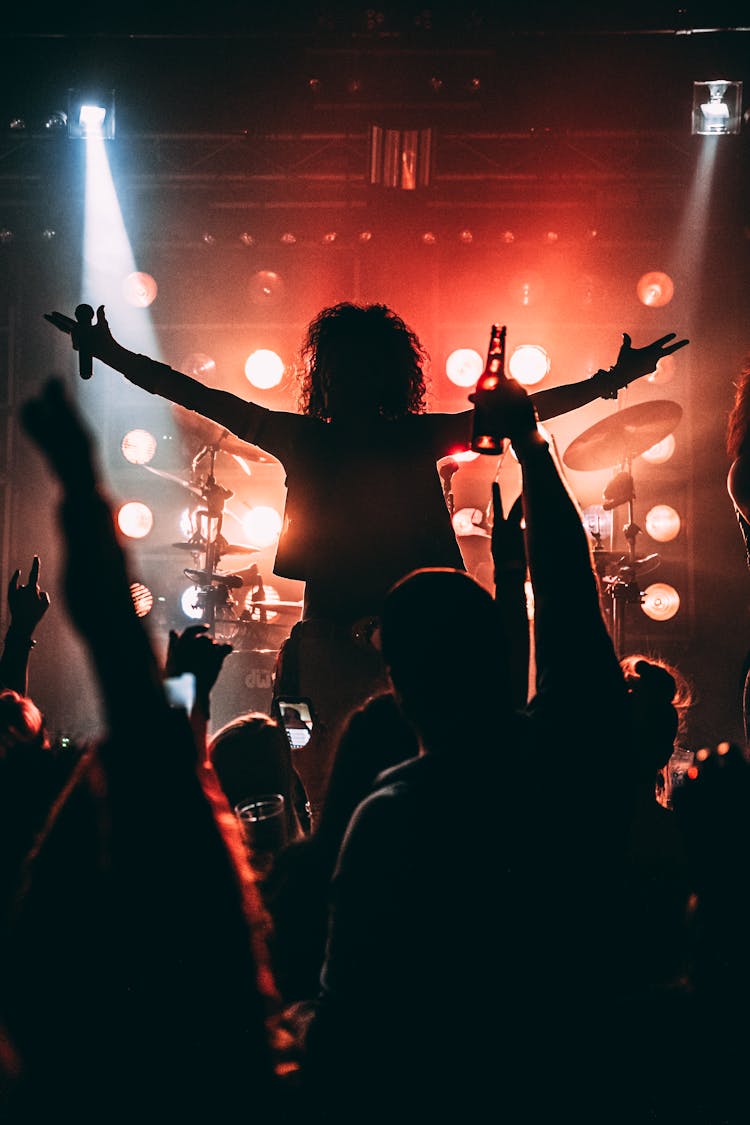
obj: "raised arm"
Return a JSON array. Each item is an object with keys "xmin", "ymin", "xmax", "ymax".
[
  {"xmin": 20, "ymin": 379, "xmax": 170, "ymax": 737},
  {"xmin": 44, "ymin": 304, "xmax": 300, "ymax": 458},
  {"xmin": 530, "ymin": 332, "xmax": 689, "ymax": 421},
  {"xmin": 0, "ymin": 556, "xmax": 50, "ymax": 694}
]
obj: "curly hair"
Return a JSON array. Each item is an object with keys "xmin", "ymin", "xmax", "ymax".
[
  {"xmin": 296, "ymin": 302, "xmax": 429, "ymax": 420},
  {"xmin": 620, "ymin": 653, "xmax": 693, "ymax": 743},
  {"xmin": 726, "ymin": 357, "xmax": 750, "ymax": 460}
]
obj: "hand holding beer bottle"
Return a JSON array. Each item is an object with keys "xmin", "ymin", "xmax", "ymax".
[{"xmin": 469, "ymin": 324, "xmax": 539, "ymax": 457}]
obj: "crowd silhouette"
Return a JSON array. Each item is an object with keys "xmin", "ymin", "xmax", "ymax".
[{"xmin": 1, "ymin": 303, "xmax": 748, "ymax": 1123}]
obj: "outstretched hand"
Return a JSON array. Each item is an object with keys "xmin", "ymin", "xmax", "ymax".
[
  {"xmin": 7, "ymin": 556, "xmax": 50, "ymax": 637},
  {"xmin": 469, "ymin": 372, "xmax": 539, "ymax": 454},
  {"xmin": 599, "ymin": 332, "xmax": 690, "ymax": 396},
  {"xmin": 44, "ymin": 303, "xmax": 114, "ymax": 362},
  {"xmin": 165, "ymin": 624, "xmax": 233, "ymax": 700}
]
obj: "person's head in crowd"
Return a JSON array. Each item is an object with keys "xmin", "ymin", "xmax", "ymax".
[
  {"xmin": 620, "ymin": 655, "xmax": 693, "ymax": 791},
  {"xmin": 298, "ymin": 302, "xmax": 429, "ymax": 422},
  {"xmin": 315, "ymin": 690, "xmax": 420, "ymax": 850},
  {"xmin": 207, "ymin": 710, "xmax": 309, "ymax": 838},
  {"xmin": 0, "ymin": 689, "xmax": 49, "ymax": 759},
  {"xmin": 379, "ymin": 567, "xmax": 511, "ymax": 753}
]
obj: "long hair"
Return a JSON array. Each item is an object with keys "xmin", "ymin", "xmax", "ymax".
[
  {"xmin": 297, "ymin": 302, "xmax": 429, "ymax": 420},
  {"xmin": 726, "ymin": 357, "xmax": 750, "ymax": 460}
]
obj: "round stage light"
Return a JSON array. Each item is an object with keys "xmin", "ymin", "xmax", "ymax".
[
  {"xmin": 641, "ymin": 434, "xmax": 676, "ymax": 465},
  {"xmin": 636, "ymin": 271, "xmax": 674, "ymax": 308},
  {"xmin": 180, "ymin": 586, "xmax": 204, "ymax": 620},
  {"xmin": 508, "ymin": 344, "xmax": 550, "ymax": 386},
  {"xmin": 245, "ymin": 349, "xmax": 285, "ymax": 389},
  {"xmin": 445, "ymin": 348, "xmax": 484, "ymax": 388},
  {"xmin": 641, "ymin": 582, "xmax": 680, "ymax": 622},
  {"xmin": 249, "ymin": 270, "xmax": 285, "ymax": 304},
  {"xmin": 130, "ymin": 582, "xmax": 154, "ymax": 617},
  {"xmin": 242, "ymin": 505, "xmax": 283, "ymax": 549},
  {"xmin": 645, "ymin": 505, "xmax": 681, "ymax": 542},
  {"xmin": 121, "ymin": 428, "xmax": 157, "ymax": 465},
  {"xmin": 181, "ymin": 352, "xmax": 217, "ymax": 380},
  {"xmin": 648, "ymin": 354, "xmax": 676, "ymax": 385},
  {"xmin": 117, "ymin": 501, "xmax": 153, "ymax": 539},
  {"xmin": 122, "ymin": 271, "xmax": 158, "ymax": 308}
]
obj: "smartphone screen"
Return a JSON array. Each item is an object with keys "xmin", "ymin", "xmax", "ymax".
[{"xmin": 276, "ymin": 698, "xmax": 314, "ymax": 749}]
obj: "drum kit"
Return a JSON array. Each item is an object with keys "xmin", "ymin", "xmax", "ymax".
[
  {"xmin": 562, "ymin": 398, "xmax": 683, "ymax": 656},
  {"xmin": 145, "ymin": 425, "xmax": 300, "ymax": 652}
]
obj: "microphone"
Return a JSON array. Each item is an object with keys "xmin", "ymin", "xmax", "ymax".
[{"xmin": 74, "ymin": 304, "xmax": 94, "ymax": 380}]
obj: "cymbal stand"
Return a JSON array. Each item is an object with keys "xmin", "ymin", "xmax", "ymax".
[
  {"xmin": 600, "ymin": 460, "xmax": 644, "ymax": 659},
  {"xmin": 186, "ymin": 445, "xmax": 237, "ymax": 634}
]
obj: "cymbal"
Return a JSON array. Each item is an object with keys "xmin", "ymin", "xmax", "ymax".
[
  {"xmin": 170, "ymin": 404, "xmax": 278, "ymax": 463},
  {"xmin": 172, "ymin": 540, "xmax": 260, "ymax": 556},
  {"xmin": 592, "ymin": 550, "xmax": 660, "ymax": 578},
  {"xmin": 563, "ymin": 400, "xmax": 682, "ymax": 472}
]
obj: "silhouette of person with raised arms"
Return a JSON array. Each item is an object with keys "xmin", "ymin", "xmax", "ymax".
[{"xmin": 46, "ymin": 301, "xmax": 686, "ymax": 816}]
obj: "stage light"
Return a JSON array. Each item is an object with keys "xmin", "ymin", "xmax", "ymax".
[
  {"xmin": 181, "ymin": 586, "xmax": 204, "ymax": 620},
  {"xmin": 245, "ymin": 349, "xmax": 285, "ymax": 390},
  {"xmin": 0, "ymin": 229, "xmax": 15, "ymax": 245},
  {"xmin": 648, "ymin": 354, "xmax": 676, "ymax": 385},
  {"xmin": 117, "ymin": 501, "xmax": 154, "ymax": 539},
  {"xmin": 280, "ymin": 232, "xmax": 297, "ymax": 245},
  {"xmin": 369, "ymin": 125, "xmax": 433, "ymax": 190},
  {"xmin": 122, "ymin": 271, "xmax": 158, "ymax": 308},
  {"xmin": 44, "ymin": 111, "xmax": 68, "ymax": 133},
  {"xmin": 452, "ymin": 508, "xmax": 490, "ymax": 538},
  {"xmin": 645, "ymin": 504, "xmax": 681, "ymax": 542},
  {"xmin": 445, "ymin": 348, "xmax": 484, "ymax": 388},
  {"xmin": 67, "ymin": 89, "xmax": 115, "ymax": 140},
  {"xmin": 182, "ymin": 352, "xmax": 217, "ymax": 380},
  {"xmin": 641, "ymin": 582, "xmax": 680, "ymax": 622},
  {"xmin": 636, "ymin": 271, "xmax": 674, "ymax": 308},
  {"xmin": 121, "ymin": 429, "xmax": 157, "ymax": 465},
  {"xmin": 692, "ymin": 80, "xmax": 742, "ymax": 136},
  {"xmin": 508, "ymin": 344, "xmax": 550, "ymax": 386},
  {"xmin": 239, "ymin": 232, "xmax": 256, "ymax": 246},
  {"xmin": 130, "ymin": 582, "xmax": 154, "ymax": 617},
  {"xmin": 242, "ymin": 505, "xmax": 282, "ymax": 549},
  {"xmin": 249, "ymin": 269, "xmax": 285, "ymax": 305},
  {"xmin": 458, "ymin": 229, "xmax": 473, "ymax": 244},
  {"xmin": 500, "ymin": 230, "xmax": 516, "ymax": 244},
  {"xmin": 641, "ymin": 434, "xmax": 676, "ymax": 465},
  {"xmin": 421, "ymin": 231, "xmax": 437, "ymax": 245}
]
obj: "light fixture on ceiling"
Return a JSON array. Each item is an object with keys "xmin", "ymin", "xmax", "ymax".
[
  {"xmin": 369, "ymin": 125, "xmax": 433, "ymax": 190},
  {"xmin": 67, "ymin": 89, "xmax": 116, "ymax": 139},
  {"xmin": 692, "ymin": 80, "xmax": 742, "ymax": 136}
]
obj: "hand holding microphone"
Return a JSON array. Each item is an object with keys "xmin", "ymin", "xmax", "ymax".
[{"xmin": 43, "ymin": 302, "xmax": 106, "ymax": 380}]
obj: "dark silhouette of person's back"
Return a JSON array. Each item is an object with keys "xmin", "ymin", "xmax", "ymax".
[{"xmin": 301, "ymin": 369, "xmax": 635, "ymax": 1124}]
